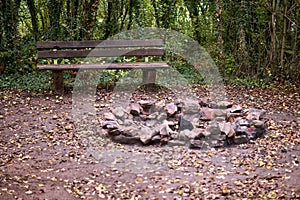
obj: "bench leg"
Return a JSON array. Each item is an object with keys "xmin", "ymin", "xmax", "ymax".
[
  {"xmin": 142, "ymin": 69, "xmax": 156, "ymax": 85},
  {"xmin": 53, "ymin": 70, "xmax": 64, "ymax": 94}
]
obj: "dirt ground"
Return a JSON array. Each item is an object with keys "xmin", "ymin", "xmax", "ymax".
[{"xmin": 0, "ymin": 84, "xmax": 299, "ymax": 199}]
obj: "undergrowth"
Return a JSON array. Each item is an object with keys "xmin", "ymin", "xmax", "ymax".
[
  {"xmin": 0, "ymin": 71, "xmax": 52, "ymax": 91},
  {"xmin": 0, "ymin": 67, "xmax": 298, "ymax": 92}
]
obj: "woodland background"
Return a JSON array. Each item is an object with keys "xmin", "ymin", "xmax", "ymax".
[{"xmin": 0, "ymin": 0, "xmax": 299, "ymax": 88}]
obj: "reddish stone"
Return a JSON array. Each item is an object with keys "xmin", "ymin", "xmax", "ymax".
[
  {"xmin": 200, "ymin": 107, "xmax": 215, "ymax": 121},
  {"xmin": 130, "ymin": 103, "xmax": 141, "ymax": 116},
  {"xmin": 165, "ymin": 103, "xmax": 178, "ymax": 116}
]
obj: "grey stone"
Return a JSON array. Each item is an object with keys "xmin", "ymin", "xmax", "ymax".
[
  {"xmin": 102, "ymin": 121, "xmax": 119, "ymax": 130},
  {"xmin": 182, "ymin": 100, "xmax": 200, "ymax": 114},
  {"xmin": 221, "ymin": 101, "xmax": 233, "ymax": 108},
  {"xmin": 123, "ymin": 119, "xmax": 138, "ymax": 128},
  {"xmin": 174, "ymin": 98, "xmax": 182, "ymax": 105},
  {"xmin": 138, "ymin": 100, "xmax": 155, "ymax": 107},
  {"xmin": 207, "ymin": 133, "xmax": 226, "ymax": 141},
  {"xmin": 207, "ymin": 122, "xmax": 221, "ymax": 135},
  {"xmin": 151, "ymin": 135, "xmax": 161, "ymax": 143},
  {"xmin": 160, "ymin": 122, "xmax": 172, "ymax": 137},
  {"xmin": 117, "ymin": 119, "xmax": 124, "ymax": 125},
  {"xmin": 215, "ymin": 117, "xmax": 226, "ymax": 122},
  {"xmin": 203, "ymin": 130, "xmax": 212, "ymax": 137},
  {"xmin": 227, "ymin": 112, "xmax": 243, "ymax": 118},
  {"xmin": 234, "ymin": 125, "xmax": 248, "ymax": 135},
  {"xmin": 211, "ymin": 101, "xmax": 233, "ymax": 109},
  {"xmin": 214, "ymin": 109, "xmax": 227, "ymax": 117},
  {"xmin": 102, "ymin": 100, "xmax": 266, "ymax": 148},
  {"xmin": 221, "ymin": 122, "xmax": 235, "ymax": 137},
  {"xmin": 246, "ymin": 108, "xmax": 266, "ymax": 120},
  {"xmin": 157, "ymin": 112, "xmax": 167, "ymax": 122},
  {"xmin": 165, "ymin": 102, "xmax": 178, "ymax": 116},
  {"xmin": 178, "ymin": 116, "xmax": 194, "ymax": 131},
  {"xmin": 122, "ymin": 126, "xmax": 139, "ymax": 137},
  {"xmin": 176, "ymin": 131, "xmax": 188, "ymax": 141},
  {"xmin": 191, "ymin": 117, "xmax": 199, "ymax": 125},
  {"xmin": 103, "ymin": 112, "xmax": 116, "ymax": 121},
  {"xmin": 181, "ymin": 129, "xmax": 199, "ymax": 139},
  {"xmin": 148, "ymin": 112, "xmax": 159, "ymax": 120},
  {"xmin": 193, "ymin": 128, "xmax": 206, "ymax": 138},
  {"xmin": 230, "ymin": 105, "xmax": 242, "ymax": 113},
  {"xmin": 111, "ymin": 135, "xmax": 141, "ymax": 145},
  {"xmin": 189, "ymin": 140, "xmax": 204, "ymax": 149},
  {"xmin": 145, "ymin": 120, "xmax": 159, "ymax": 127},
  {"xmin": 210, "ymin": 140, "xmax": 226, "ymax": 147},
  {"xmin": 112, "ymin": 107, "xmax": 126, "ymax": 119},
  {"xmin": 151, "ymin": 101, "xmax": 165, "ymax": 112},
  {"xmin": 139, "ymin": 126, "xmax": 158, "ymax": 144},
  {"xmin": 168, "ymin": 140, "xmax": 186, "ymax": 147},
  {"xmin": 233, "ymin": 135, "xmax": 249, "ymax": 144},
  {"xmin": 218, "ymin": 121, "xmax": 225, "ymax": 131},
  {"xmin": 109, "ymin": 129, "xmax": 123, "ymax": 136},
  {"xmin": 253, "ymin": 120, "xmax": 264, "ymax": 127}
]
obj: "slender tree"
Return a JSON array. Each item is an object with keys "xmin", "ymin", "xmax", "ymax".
[
  {"xmin": 1, "ymin": 0, "xmax": 22, "ymax": 48},
  {"xmin": 26, "ymin": 0, "xmax": 38, "ymax": 41},
  {"xmin": 48, "ymin": 0, "xmax": 63, "ymax": 40},
  {"xmin": 215, "ymin": 0, "xmax": 224, "ymax": 70}
]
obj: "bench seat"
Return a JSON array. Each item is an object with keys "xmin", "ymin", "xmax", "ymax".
[
  {"xmin": 37, "ymin": 39, "xmax": 169, "ymax": 93},
  {"xmin": 37, "ymin": 62, "xmax": 169, "ymax": 70}
]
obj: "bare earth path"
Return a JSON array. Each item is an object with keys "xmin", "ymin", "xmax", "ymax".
[{"xmin": 0, "ymin": 85, "xmax": 299, "ymax": 199}]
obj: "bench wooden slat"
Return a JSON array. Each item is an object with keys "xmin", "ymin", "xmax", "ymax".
[
  {"xmin": 37, "ymin": 62, "xmax": 169, "ymax": 70},
  {"xmin": 37, "ymin": 39, "xmax": 168, "ymax": 93},
  {"xmin": 37, "ymin": 39, "xmax": 164, "ymax": 49},
  {"xmin": 38, "ymin": 48, "xmax": 165, "ymax": 58}
]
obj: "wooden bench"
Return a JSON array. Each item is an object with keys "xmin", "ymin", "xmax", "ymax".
[{"xmin": 37, "ymin": 39, "xmax": 169, "ymax": 93}]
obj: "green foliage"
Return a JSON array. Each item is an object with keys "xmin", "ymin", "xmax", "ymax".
[
  {"xmin": 170, "ymin": 60, "xmax": 204, "ymax": 84},
  {"xmin": 0, "ymin": 71, "xmax": 52, "ymax": 91},
  {"xmin": 1, "ymin": 34, "xmax": 36, "ymax": 74},
  {"xmin": 98, "ymin": 70, "xmax": 128, "ymax": 85},
  {"xmin": 223, "ymin": 55, "xmax": 237, "ymax": 76},
  {"xmin": 0, "ymin": 0, "xmax": 299, "ymax": 90}
]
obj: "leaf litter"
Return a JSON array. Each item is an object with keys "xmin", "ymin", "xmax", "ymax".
[{"xmin": 0, "ymin": 85, "xmax": 299, "ymax": 199}]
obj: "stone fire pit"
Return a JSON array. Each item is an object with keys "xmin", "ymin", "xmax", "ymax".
[{"xmin": 100, "ymin": 98, "xmax": 266, "ymax": 149}]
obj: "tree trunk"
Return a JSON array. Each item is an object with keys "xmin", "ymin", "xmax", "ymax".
[
  {"xmin": 269, "ymin": 0, "xmax": 278, "ymax": 73},
  {"xmin": 104, "ymin": 0, "xmax": 112, "ymax": 38},
  {"xmin": 48, "ymin": 0, "xmax": 62, "ymax": 39},
  {"xmin": 120, "ymin": 1, "xmax": 128, "ymax": 31},
  {"xmin": 2, "ymin": 0, "xmax": 21, "ymax": 49},
  {"xmin": 82, "ymin": 0, "xmax": 99, "ymax": 39},
  {"xmin": 0, "ymin": 0, "xmax": 3, "ymax": 46},
  {"xmin": 127, "ymin": 0, "xmax": 134, "ymax": 29},
  {"xmin": 48, "ymin": 0, "xmax": 63, "ymax": 94},
  {"xmin": 215, "ymin": 0, "xmax": 224, "ymax": 71},
  {"xmin": 291, "ymin": 2, "xmax": 299, "ymax": 84},
  {"xmin": 280, "ymin": 0, "xmax": 287, "ymax": 68},
  {"xmin": 161, "ymin": 0, "xmax": 177, "ymax": 28},
  {"xmin": 151, "ymin": 0, "xmax": 160, "ymax": 27},
  {"xmin": 184, "ymin": 0, "xmax": 202, "ymax": 42},
  {"xmin": 237, "ymin": 0, "xmax": 249, "ymax": 76},
  {"xmin": 26, "ymin": 0, "xmax": 38, "ymax": 41}
]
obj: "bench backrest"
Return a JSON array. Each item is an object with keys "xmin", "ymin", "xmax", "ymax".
[{"xmin": 37, "ymin": 39, "xmax": 165, "ymax": 59}]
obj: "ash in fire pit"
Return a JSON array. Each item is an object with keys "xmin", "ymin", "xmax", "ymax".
[{"xmin": 100, "ymin": 98, "xmax": 266, "ymax": 149}]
